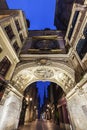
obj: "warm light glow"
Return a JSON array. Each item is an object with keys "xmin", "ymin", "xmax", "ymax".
[
  {"xmin": 47, "ymin": 104, "xmax": 49, "ymax": 107},
  {"xmin": 26, "ymin": 97, "xmax": 28, "ymax": 101},
  {"xmin": 30, "ymin": 98, "xmax": 32, "ymax": 101},
  {"xmin": 52, "ymin": 110, "xmax": 53, "ymax": 113},
  {"xmin": 34, "ymin": 106, "xmax": 36, "ymax": 109},
  {"xmin": 46, "ymin": 109, "xmax": 48, "ymax": 112}
]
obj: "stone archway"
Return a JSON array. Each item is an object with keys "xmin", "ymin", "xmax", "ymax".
[
  {"xmin": 1, "ymin": 60, "xmax": 87, "ymax": 130},
  {"xmin": 11, "ymin": 62, "xmax": 87, "ymax": 130},
  {"xmin": 0, "ymin": 60, "xmax": 77, "ymax": 130},
  {"xmin": 12, "ymin": 61, "xmax": 75, "ymax": 94},
  {"xmin": 10, "ymin": 61, "xmax": 76, "ymax": 129}
]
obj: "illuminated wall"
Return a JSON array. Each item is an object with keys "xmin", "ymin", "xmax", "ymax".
[{"xmin": 0, "ymin": 91, "xmax": 22, "ymax": 130}]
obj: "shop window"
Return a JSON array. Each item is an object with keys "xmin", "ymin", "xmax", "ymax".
[
  {"xmin": 13, "ymin": 41, "xmax": 20, "ymax": 53},
  {"xmin": 68, "ymin": 11, "xmax": 79, "ymax": 40},
  {"xmin": 0, "ymin": 56, "xmax": 11, "ymax": 76},
  {"xmin": 15, "ymin": 20, "xmax": 21, "ymax": 32},
  {"xmin": 19, "ymin": 33, "xmax": 24, "ymax": 42},
  {"xmin": 5, "ymin": 25, "xmax": 15, "ymax": 40}
]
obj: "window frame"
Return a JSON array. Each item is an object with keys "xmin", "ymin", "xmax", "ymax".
[{"xmin": 5, "ymin": 24, "xmax": 15, "ymax": 40}]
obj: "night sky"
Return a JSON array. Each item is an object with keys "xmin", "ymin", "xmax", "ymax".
[
  {"xmin": 6, "ymin": 0, "xmax": 56, "ymax": 106},
  {"xmin": 36, "ymin": 81, "xmax": 50, "ymax": 106},
  {"xmin": 6, "ymin": 0, "xmax": 56, "ymax": 30}
]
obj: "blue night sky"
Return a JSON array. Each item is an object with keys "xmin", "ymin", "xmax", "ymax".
[
  {"xmin": 37, "ymin": 81, "xmax": 50, "ymax": 106},
  {"xmin": 6, "ymin": 0, "xmax": 56, "ymax": 30},
  {"xmin": 6, "ymin": 0, "xmax": 56, "ymax": 106}
]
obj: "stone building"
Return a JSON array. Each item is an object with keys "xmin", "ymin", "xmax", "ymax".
[
  {"xmin": 0, "ymin": 0, "xmax": 8, "ymax": 10},
  {"xmin": 23, "ymin": 83, "xmax": 38, "ymax": 123},
  {"xmin": 0, "ymin": 10, "xmax": 28, "ymax": 130},
  {"xmin": 0, "ymin": 1, "xmax": 87, "ymax": 130},
  {"xmin": 54, "ymin": 0, "xmax": 86, "ymax": 30}
]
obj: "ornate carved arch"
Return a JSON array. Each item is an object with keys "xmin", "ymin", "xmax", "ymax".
[{"xmin": 12, "ymin": 62, "xmax": 75, "ymax": 94}]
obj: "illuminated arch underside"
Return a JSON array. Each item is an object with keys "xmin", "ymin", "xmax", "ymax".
[{"xmin": 12, "ymin": 62, "xmax": 75, "ymax": 94}]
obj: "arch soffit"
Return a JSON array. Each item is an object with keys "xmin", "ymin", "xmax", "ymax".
[{"xmin": 12, "ymin": 62, "xmax": 75, "ymax": 94}]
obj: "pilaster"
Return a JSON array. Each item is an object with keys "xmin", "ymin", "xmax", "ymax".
[{"xmin": 0, "ymin": 90, "xmax": 23, "ymax": 130}]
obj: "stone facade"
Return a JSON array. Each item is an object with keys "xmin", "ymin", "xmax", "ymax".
[
  {"xmin": 0, "ymin": 1, "xmax": 87, "ymax": 130},
  {"xmin": 0, "ymin": 91, "xmax": 22, "ymax": 130},
  {"xmin": 0, "ymin": 0, "xmax": 8, "ymax": 10},
  {"xmin": 54, "ymin": 0, "xmax": 85, "ymax": 30}
]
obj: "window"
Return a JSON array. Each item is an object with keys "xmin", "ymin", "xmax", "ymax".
[
  {"xmin": 5, "ymin": 25, "xmax": 15, "ymax": 40},
  {"xmin": 0, "ymin": 57, "xmax": 11, "ymax": 100},
  {"xmin": 68, "ymin": 11, "xmax": 79, "ymax": 40},
  {"xmin": 13, "ymin": 42, "xmax": 20, "ymax": 53},
  {"xmin": 0, "ymin": 56, "xmax": 11, "ymax": 76},
  {"xmin": 76, "ymin": 39, "xmax": 87, "ymax": 59},
  {"xmin": 0, "ymin": 76, "xmax": 6, "ymax": 100},
  {"xmin": 76, "ymin": 24, "xmax": 87, "ymax": 59},
  {"xmin": 83, "ymin": 24, "xmax": 87, "ymax": 37},
  {"xmin": 15, "ymin": 20, "xmax": 21, "ymax": 32},
  {"xmin": 19, "ymin": 33, "xmax": 24, "ymax": 42},
  {"xmin": 0, "ymin": 46, "xmax": 2, "ymax": 53}
]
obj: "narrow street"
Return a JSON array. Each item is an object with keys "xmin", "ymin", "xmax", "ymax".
[{"xmin": 18, "ymin": 120, "xmax": 65, "ymax": 130}]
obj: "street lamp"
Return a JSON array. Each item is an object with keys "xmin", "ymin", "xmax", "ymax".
[
  {"xmin": 47, "ymin": 104, "xmax": 50, "ymax": 107},
  {"xmin": 25, "ymin": 97, "xmax": 28, "ymax": 102},
  {"xmin": 30, "ymin": 97, "xmax": 32, "ymax": 101},
  {"xmin": 34, "ymin": 106, "xmax": 36, "ymax": 109}
]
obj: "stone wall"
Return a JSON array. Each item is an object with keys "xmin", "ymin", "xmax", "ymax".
[
  {"xmin": 0, "ymin": 91, "xmax": 22, "ymax": 130},
  {"xmin": 66, "ymin": 82, "xmax": 87, "ymax": 130}
]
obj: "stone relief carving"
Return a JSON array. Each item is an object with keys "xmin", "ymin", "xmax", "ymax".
[
  {"xmin": 36, "ymin": 58, "xmax": 51, "ymax": 66},
  {"xmin": 12, "ymin": 64, "xmax": 75, "ymax": 94},
  {"xmin": 12, "ymin": 73, "xmax": 32, "ymax": 90},
  {"xmin": 68, "ymin": 79, "xmax": 74, "ymax": 88},
  {"xmin": 34, "ymin": 67, "xmax": 54, "ymax": 79},
  {"xmin": 56, "ymin": 72, "xmax": 74, "ymax": 92}
]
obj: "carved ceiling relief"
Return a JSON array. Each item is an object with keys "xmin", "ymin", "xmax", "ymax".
[
  {"xmin": 12, "ymin": 65, "xmax": 75, "ymax": 93},
  {"xmin": 55, "ymin": 72, "xmax": 75, "ymax": 92},
  {"xmin": 12, "ymin": 71, "xmax": 34, "ymax": 91},
  {"xmin": 34, "ymin": 66, "xmax": 54, "ymax": 79},
  {"xmin": 36, "ymin": 58, "xmax": 51, "ymax": 66}
]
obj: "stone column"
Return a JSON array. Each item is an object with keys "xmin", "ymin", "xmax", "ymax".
[
  {"xmin": 66, "ymin": 90, "xmax": 87, "ymax": 130},
  {"xmin": 0, "ymin": 91, "xmax": 22, "ymax": 130}
]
